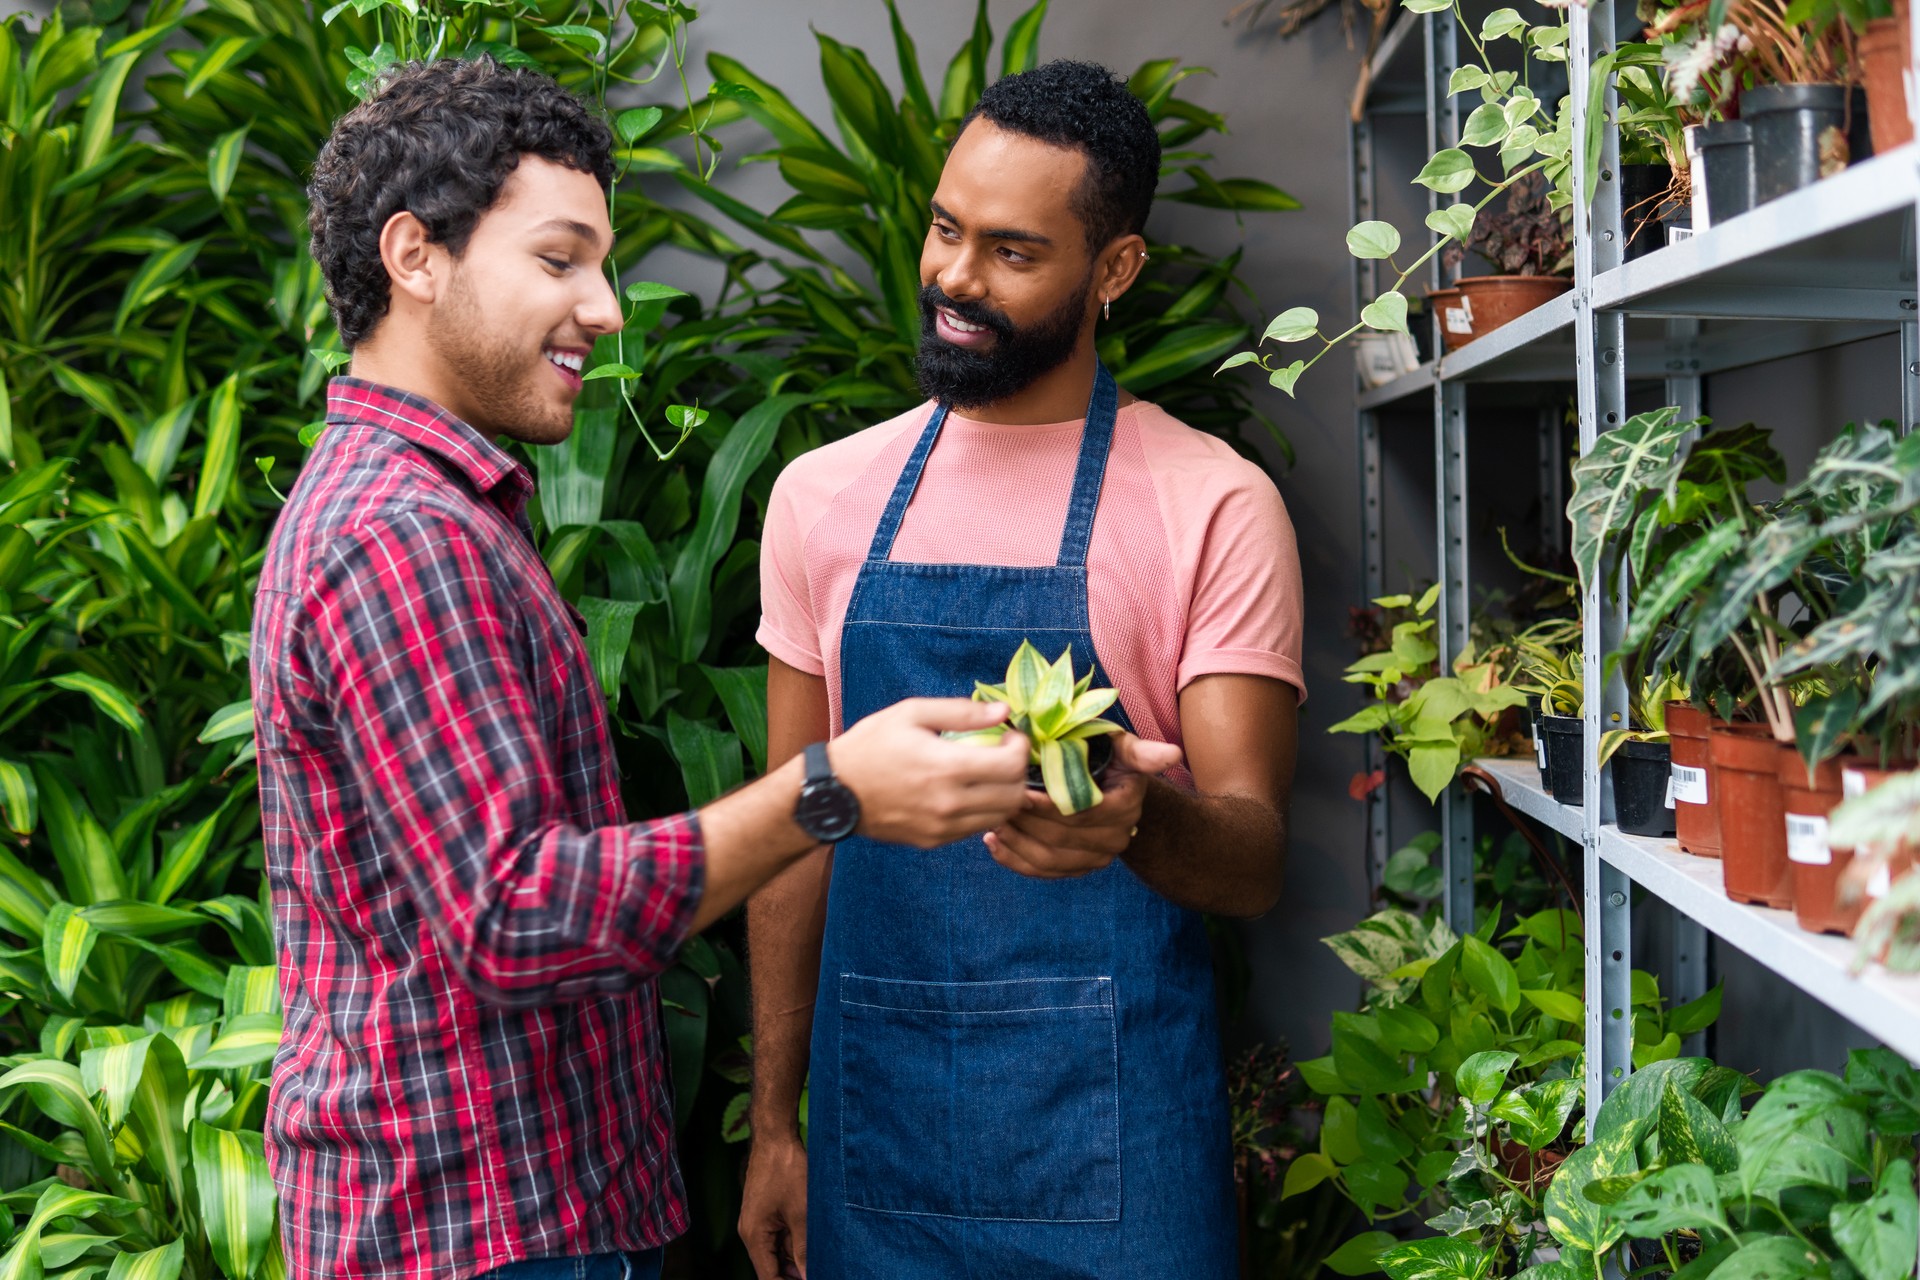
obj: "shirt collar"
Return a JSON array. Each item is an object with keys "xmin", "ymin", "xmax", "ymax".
[{"xmin": 325, "ymin": 377, "xmax": 532, "ymax": 499}]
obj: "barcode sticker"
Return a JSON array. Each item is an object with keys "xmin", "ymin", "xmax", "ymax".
[
  {"xmin": 1443, "ymin": 295, "xmax": 1474, "ymax": 335},
  {"xmin": 1867, "ymin": 860, "xmax": 1892, "ymax": 899},
  {"xmin": 1842, "ymin": 767, "xmax": 1868, "ymax": 798},
  {"xmin": 1666, "ymin": 224, "xmax": 1696, "ymax": 244},
  {"xmin": 1671, "ymin": 763, "xmax": 1708, "ymax": 805},
  {"xmin": 1785, "ymin": 813, "xmax": 1831, "ymax": 865}
]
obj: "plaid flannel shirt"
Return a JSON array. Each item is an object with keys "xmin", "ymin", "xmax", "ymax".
[{"xmin": 252, "ymin": 378, "xmax": 704, "ymax": 1280}]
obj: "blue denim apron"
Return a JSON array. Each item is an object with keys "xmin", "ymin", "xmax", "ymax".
[{"xmin": 806, "ymin": 366, "xmax": 1235, "ymax": 1278}]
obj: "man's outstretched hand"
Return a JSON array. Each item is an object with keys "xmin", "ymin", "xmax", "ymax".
[{"xmin": 984, "ymin": 733, "xmax": 1183, "ymax": 879}]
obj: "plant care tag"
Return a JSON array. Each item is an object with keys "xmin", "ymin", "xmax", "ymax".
[
  {"xmin": 1785, "ymin": 813, "xmax": 1831, "ymax": 865},
  {"xmin": 1866, "ymin": 860, "xmax": 1892, "ymax": 899},
  {"xmin": 1842, "ymin": 767, "xmax": 1868, "ymax": 798},
  {"xmin": 1670, "ymin": 764, "xmax": 1708, "ymax": 806},
  {"xmin": 1534, "ymin": 732, "xmax": 1546, "ymax": 768},
  {"xmin": 1662, "ymin": 775, "xmax": 1675, "ymax": 810}
]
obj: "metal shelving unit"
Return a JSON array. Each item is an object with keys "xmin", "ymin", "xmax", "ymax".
[{"xmin": 1348, "ymin": 4, "xmax": 1920, "ymax": 1094}]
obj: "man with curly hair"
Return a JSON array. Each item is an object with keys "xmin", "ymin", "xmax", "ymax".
[
  {"xmin": 742, "ymin": 59, "xmax": 1306, "ymax": 1280},
  {"xmin": 259, "ymin": 56, "xmax": 1039, "ymax": 1280}
]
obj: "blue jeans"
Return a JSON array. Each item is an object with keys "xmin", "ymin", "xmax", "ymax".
[{"xmin": 478, "ymin": 1250, "xmax": 663, "ymax": 1280}]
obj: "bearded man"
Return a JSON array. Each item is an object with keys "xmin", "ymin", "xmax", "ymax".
[
  {"xmin": 258, "ymin": 57, "xmax": 1037, "ymax": 1280},
  {"xmin": 740, "ymin": 59, "xmax": 1307, "ymax": 1280}
]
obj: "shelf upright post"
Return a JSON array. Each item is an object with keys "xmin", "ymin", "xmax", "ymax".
[
  {"xmin": 1663, "ymin": 349, "xmax": 1711, "ymax": 1051},
  {"xmin": 1910, "ymin": 0, "xmax": 1920, "ymax": 438},
  {"xmin": 1437, "ymin": 382, "xmax": 1473, "ymax": 930},
  {"xmin": 1901, "ymin": 318, "xmax": 1919, "ymax": 436},
  {"xmin": 1425, "ymin": 6, "xmax": 1473, "ymax": 932},
  {"xmin": 1352, "ymin": 105, "xmax": 1391, "ymax": 889},
  {"xmin": 1570, "ymin": 0, "xmax": 1636, "ymax": 1105}
]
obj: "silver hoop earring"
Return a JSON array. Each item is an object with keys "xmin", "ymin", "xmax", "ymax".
[{"xmin": 1103, "ymin": 296, "xmax": 1111, "ymax": 320}]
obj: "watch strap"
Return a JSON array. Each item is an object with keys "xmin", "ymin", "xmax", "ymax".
[{"xmin": 803, "ymin": 740, "xmax": 833, "ymax": 785}]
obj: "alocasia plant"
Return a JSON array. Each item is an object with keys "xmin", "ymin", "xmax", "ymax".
[{"xmin": 951, "ymin": 640, "xmax": 1125, "ymax": 816}]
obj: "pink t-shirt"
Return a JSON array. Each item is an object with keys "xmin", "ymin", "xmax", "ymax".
[{"xmin": 756, "ymin": 399, "xmax": 1306, "ymax": 756}]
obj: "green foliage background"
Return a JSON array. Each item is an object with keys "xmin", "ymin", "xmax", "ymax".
[{"xmin": 0, "ymin": 0, "xmax": 1296, "ymax": 1273}]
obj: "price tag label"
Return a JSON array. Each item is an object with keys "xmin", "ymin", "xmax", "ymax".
[
  {"xmin": 1785, "ymin": 813, "xmax": 1831, "ymax": 865},
  {"xmin": 1866, "ymin": 860, "xmax": 1892, "ymax": 899},
  {"xmin": 1444, "ymin": 298, "xmax": 1475, "ymax": 335},
  {"xmin": 1670, "ymin": 763, "xmax": 1708, "ymax": 806},
  {"xmin": 1842, "ymin": 767, "xmax": 1868, "ymax": 799}
]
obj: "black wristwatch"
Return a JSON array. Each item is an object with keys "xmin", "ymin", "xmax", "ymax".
[{"xmin": 794, "ymin": 741, "xmax": 861, "ymax": 843}]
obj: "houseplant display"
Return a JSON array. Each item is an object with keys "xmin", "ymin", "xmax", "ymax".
[
  {"xmin": 1290, "ymin": 906, "xmax": 1723, "ymax": 1275},
  {"xmin": 1327, "ymin": 586, "xmax": 1529, "ymax": 803},
  {"xmin": 947, "ymin": 641, "xmax": 1126, "ymax": 815},
  {"xmin": 1599, "ymin": 673, "xmax": 1689, "ymax": 838},
  {"xmin": 1219, "ymin": 0, "xmax": 1577, "ymax": 394},
  {"xmin": 1436, "ymin": 172, "xmax": 1575, "ymax": 350},
  {"xmin": 1512, "ymin": 631, "xmax": 1585, "ymax": 807}
]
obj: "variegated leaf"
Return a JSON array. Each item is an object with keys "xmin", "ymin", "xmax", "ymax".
[
  {"xmin": 190, "ymin": 1121, "xmax": 276, "ymax": 1280},
  {"xmin": 41, "ymin": 903, "xmax": 98, "ymax": 1002}
]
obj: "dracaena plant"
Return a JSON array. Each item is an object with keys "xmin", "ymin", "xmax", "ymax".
[
  {"xmin": 1217, "ymin": 0, "xmax": 1575, "ymax": 397},
  {"xmin": 951, "ymin": 641, "xmax": 1125, "ymax": 816}
]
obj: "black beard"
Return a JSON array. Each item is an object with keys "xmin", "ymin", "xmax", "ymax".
[{"xmin": 914, "ymin": 278, "xmax": 1092, "ymax": 411}]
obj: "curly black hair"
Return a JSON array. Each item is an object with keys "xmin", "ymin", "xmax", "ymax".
[
  {"xmin": 960, "ymin": 59, "xmax": 1161, "ymax": 255},
  {"xmin": 308, "ymin": 57, "xmax": 614, "ymax": 347}
]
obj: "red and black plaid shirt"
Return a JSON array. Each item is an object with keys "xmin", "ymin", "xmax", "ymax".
[{"xmin": 252, "ymin": 378, "xmax": 703, "ymax": 1279}]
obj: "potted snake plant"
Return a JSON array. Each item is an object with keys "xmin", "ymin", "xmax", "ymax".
[{"xmin": 948, "ymin": 640, "xmax": 1125, "ymax": 816}]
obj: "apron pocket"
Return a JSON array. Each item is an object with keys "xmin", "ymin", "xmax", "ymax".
[{"xmin": 837, "ymin": 972, "xmax": 1120, "ymax": 1223}]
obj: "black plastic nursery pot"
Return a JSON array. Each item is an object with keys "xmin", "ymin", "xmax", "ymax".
[
  {"xmin": 1694, "ymin": 120, "xmax": 1754, "ymax": 226},
  {"xmin": 1540, "ymin": 713, "xmax": 1584, "ymax": 806},
  {"xmin": 1746, "ymin": 84, "xmax": 1849, "ymax": 204},
  {"xmin": 1611, "ymin": 740, "xmax": 1676, "ymax": 838},
  {"xmin": 1025, "ymin": 732, "xmax": 1114, "ymax": 792},
  {"xmin": 1620, "ymin": 163, "xmax": 1674, "ymax": 260}
]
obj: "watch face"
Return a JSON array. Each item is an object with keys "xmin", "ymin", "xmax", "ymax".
[{"xmin": 796, "ymin": 780, "xmax": 859, "ymax": 842}]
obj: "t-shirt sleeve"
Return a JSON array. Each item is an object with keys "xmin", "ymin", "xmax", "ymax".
[
  {"xmin": 756, "ymin": 463, "xmax": 825, "ymax": 675},
  {"xmin": 1177, "ymin": 467, "xmax": 1307, "ymax": 703}
]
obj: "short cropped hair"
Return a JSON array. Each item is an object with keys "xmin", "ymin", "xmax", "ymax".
[
  {"xmin": 308, "ymin": 57, "xmax": 614, "ymax": 346},
  {"xmin": 960, "ymin": 59, "xmax": 1161, "ymax": 254}
]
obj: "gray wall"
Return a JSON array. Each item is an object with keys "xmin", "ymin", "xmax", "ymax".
[{"xmin": 648, "ymin": 0, "xmax": 1377, "ymax": 1058}]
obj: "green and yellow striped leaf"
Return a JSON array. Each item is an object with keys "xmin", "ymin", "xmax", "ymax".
[
  {"xmin": 125, "ymin": 1034, "xmax": 188, "ymax": 1207},
  {"xmin": 1037, "ymin": 736, "xmax": 1103, "ymax": 817},
  {"xmin": 79, "ymin": 1033, "xmax": 152, "ymax": 1127},
  {"xmin": 206, "ymin": 123, "xmax": 247, "ymax": 202},
  {"xmin": 190, "ymin": 1121, "xmax": 276, "ymax": 1280},
  {"xmin": 150, "ymin": 791, "xmax": 242, "ymax": 905},
  {"xmin": 0, "ymin": 840, "xmax": 54, "ymax": 936},
  {"xmin": 105, "ymin": 1238, "xmax": 183, "ymax": 1280},
  {"xmin": 222, "ymin": 966, "xmax": 279, "ymax": 1019},
  {"xmin": 181, "ymin": 36, "xmax": 261, "ymax": 98},
  {"xmin": 0, "ymin": 1061, "xmax": 121, "ymax": 1185},
  {"xmin": 41, "ymin": 903, "xmax": 98, "ymax": 1002},
  {"xmin": 113, "ymin": 238, "xmax": 206, "ymax": 335},
  {"xmin": 33, "ymin": 768, "xmax": 126, "ymax": 904},
  {"xmin": 1005, "ymin": 641, "xmax": 1049, "ymax": 717},
  {"xmin": 80, "ymin": 901, "xmax": 203, "ymax": 938},
  {"xmin": 198, "ymin": 699, "xmax": 253, "ymax": 744},
  {"xmin": 40, "ymin": 1015, "xmax": 85, "ymax": 1060},
  {"xmin": 190, "ymin": 1013, "xmax": 281, "ymax": 1071},
  {"xmin": 47, "ymin": 673, "xmax": 148, "ymax": 737},
  {"xmin": 42, "ymin": 1231, "xmax": 123, "ymax": 1268},
  {"xmin": 192, "ymin": 374, "xmax": 242, "ymax": 520}
]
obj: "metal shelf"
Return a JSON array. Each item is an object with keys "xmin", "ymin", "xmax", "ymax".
[
  {"xmin": 1471, "ymin": 758, "xmax": 1920, "ymax": 1062},
  {"xmin": 1594, "ymin": 146, "xmax": 1918, "ymax": 322},
  {"xmin": 1598, "ymin": 824, "xmax": 1920, "ymax": 1063}
]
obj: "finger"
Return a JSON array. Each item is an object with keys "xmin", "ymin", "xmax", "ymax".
[
  {"xmin": 984, "ymin": 830, "xmax": 1075, "ymax": 879},
  {"xmin": 792, "ymin": 1221, "xmax": 808, "ymax": 1279},
  {"xmin": 991, "ymin": 823, "xmax": 1110, "ymax": 876},
  {"xmin": 743, "ymin": 1229, "xmax": 782, "ymax": 1280},
  {"xmin": 901, "ymin": 696, "xmax": 1011, "ymax": 733},
  {"xmin": 1111, "ymin": 732, "xmax": 1184, "ymax": 776}
]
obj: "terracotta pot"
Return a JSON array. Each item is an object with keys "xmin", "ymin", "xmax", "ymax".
[
  {"xmin": 1452, "ymin": 276, "xmax": 1573, "ymax": 343},
  {"xmin": 1711, "ymin": 724, "xmax": 1792, "ymax": 908},
  {"xmin": 1779, "ymin": 752, "xmax": 1853, "ymax": 934},
  {"xmin": 1861, "ymin": 17, "xmax": 1914, "ymax": 155},
  {"xmin": 1667, "ymin": 702, "xmax": 1720, "ymax": 857},
  {"xmin": 1832, "ymin": 763, "xmax": 1920, "ymax": 944},
  {"xmin": 1429, "ymin": 288, "xmax": 1471, "ymax": 352}
]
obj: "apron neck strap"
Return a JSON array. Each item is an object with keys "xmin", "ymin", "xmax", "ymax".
[{"xmin": 864, "ymin": 364, "xmax": 1122, "ymax": 568}]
